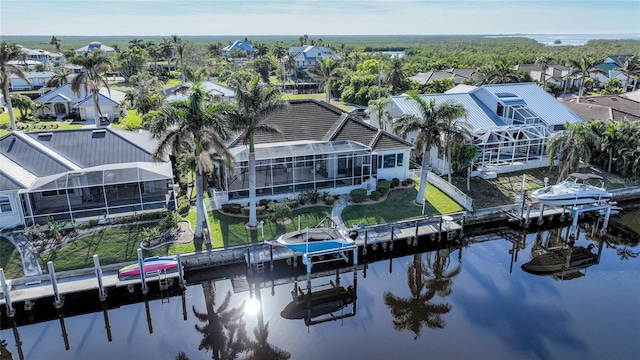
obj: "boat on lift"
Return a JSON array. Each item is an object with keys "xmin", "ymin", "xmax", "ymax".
[
  {"xmin": 276, "ymin": 217, "xmax": 357, "ymax": 253},
  {"xmin": 530, "ymin": 173, "xmax": 612, "ymax": 206},
  {"xmin": 521, "ymin": 244, "xmax": 599, "ymax": 278}
]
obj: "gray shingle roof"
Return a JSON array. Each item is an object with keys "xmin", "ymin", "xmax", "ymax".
[
  {"xmin": 560, "ymin": 95, "xmax": 640, "ymax": 121},
  {"xmin": 229, "ymin": 100, "xmax": 411, "ymax": 151}
]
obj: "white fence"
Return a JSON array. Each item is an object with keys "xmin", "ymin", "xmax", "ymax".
[{"xmin": 410, "ymin": 164, "xmax": 474, "ymax": 211}]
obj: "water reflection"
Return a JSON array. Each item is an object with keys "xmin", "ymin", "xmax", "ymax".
[
  {"xmin": 280, "ymin": 269, "xmax": 357, "ymax": 327},
  {"xmin": 383, "ymin": 249, "xmax": 459, "ymax": 340},
  {"xmin": 246, "ymin": 281, "xmax": 291, "ymax": 359},
  {"xmin": 522, "ymin": 228, "xmax": 602, "ymax": 280}
]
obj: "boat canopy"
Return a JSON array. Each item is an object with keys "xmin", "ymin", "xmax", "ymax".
[{"xmin": 569, "ymin": 173, "xmax": 604, "ymax": 181}]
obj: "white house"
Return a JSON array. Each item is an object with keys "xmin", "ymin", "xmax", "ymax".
[
  {"xmin": 514, "ymin": 64, "xmax": 578, "ymax": 91},
  {"xmin": 592, "ymin": 55, "xmax": 638, "ymax": 90},
  {"xmin": 166, "ymin": 82, "xmax": 236, "ymax": 102},
  {"xmin": 9, "ymin": 71, "xmax": 55, "ymax": 90},
  {"xmin": 33, "ymin": 84, "xmax": 126, "ymax": 121},
  {"xmin": 378, "ymin": 83, "xmax": 585, "ymax": 177},
  {"xmin": 211, "ymin": 100, "xmax": 413, "ymax": 208},
  {"xmin": 288, "ymin": 45, "xmax": 340, "ymax": 69},
  {"xmin": 18, "ymin": 45, "xmax": 63, "ymax": 65},
  {"xmin": 0, "ymin": 129, "xmax": 175, "ymax": 229}
]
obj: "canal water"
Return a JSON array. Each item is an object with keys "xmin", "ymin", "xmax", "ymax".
[{"xmin": 1, "ymin": 209, "xmax": 639, "ymax": 360}]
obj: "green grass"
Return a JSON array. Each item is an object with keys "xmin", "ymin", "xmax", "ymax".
[
  {"xmin": 1, "ymin": 111, "xmax": 85, "ymax": 137},
  {"xmin": 0, "ymin": 236, "xmax": 24, "ymax": 279},
  {"xmin": 110, "ymin": 109, "xmax": 143, "ymax": 130},
  {"xmin": 36, "ymin": 223, "xmax": 177, "ymax": 272},
  {"xmin": 164, "ymin": 78, "xmax": 182, "ymax": 88},
  {"xmin": 282, "ymin": 93, "xmax": 352, "ymax": 111}
]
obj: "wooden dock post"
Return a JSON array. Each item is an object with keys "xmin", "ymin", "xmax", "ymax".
[
  {"xmin": 389, "ymin": 226, "xmax": 394, "ymax": 251},
  {"xmin": 176, "ymin": 252, "xmax": 186, "ymax": 289},
  {"xmin": 93, "ymin": 255, "xmax": 107, "ymax": 301},
  {"xmin": 0, "ymin": 268, "xmax": 15, "ymax": 318},
  {"xmin": 246, "ymin": 247, "xmax": 253, "ymax": 275},
  {"xmin": 438, "ymin": 217, "xmax": 443, "ymax": 241},
  {"xmin": 48, "ymin": 261, "xmax": 64, "ymax": 309},
  {"xmin": 525, "ymin": 204, "xmax": 532, "ymax": 227},
  {"xmin": 363, "ymin": 230, "xmax": 368, "ymax": 256},
  {"xmin": 537, "ymin": 204, "xmax": 545, "ymax": 225},
  {"xmin": 137, "ymin": 249, "xmax": 148, "ymax": 295},
  {"xmin": 269, "ymin": 244, "xmax": 274, "ymax": 271}
]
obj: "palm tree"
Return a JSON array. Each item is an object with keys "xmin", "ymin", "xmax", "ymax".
[
  {"xmin": 546, "ymin": 122, "xmax": 601, "ymax": 180},
  {"xmin": 244, "ymin": 285, "xmax": 291, "ymax": 360},
  {"xmin": 615, "ymin": 55, "xmax": 640, "ymax": 92},
  {"xmin": 49, "ymin": 36, "xmax": 62, "ymax": 53},
  {"xmin": 366, "ymin": 97, "xmax": 392, "ymax": 131},
  {"xmin": 47, "ymin": 67, "xmax": 71, "ymax": 88},
  {"xmin": 307, "ymin": 58, "xmax": 343, "ymax": 103},
  {"xmin": 172, "ymin": 35, "xmax": 188, "ymax": 83},
  {"xmin": 475, "ymin": 61, "xmax": 520, "ymax": 84},
  {"xmin": 385, "ymin": 57, "xmax": 406, "ymax": 93},
  {"xmin": 535, "ymin": 54, "xmax": 554, "ymax": 88},
  {"xmin": 227, "ymin": 77, "xmax": 288, "ymax": 227},
  {"xmin": 149, "ymin": 82, "xmax": 233, "ymax": 239},
  {"xmin": 128, "ymin": 37, "xmax": 144, "ymax": 49},
  {"xmin": 393, "ymin": 93, "xmax": 468, "ymax": 204},
  {"xmin": 1, "ymin": 41, "xmax": 33, "ymax": 131},
  {"xmin": 440, "ymin": 114, "xmax": 472, "ymax": 183},
  {"xmin": 383, "ymin": 254, "xmax": 452, "ymax": 339},
  {"xmin": 600, "ymin": 120, "xmax": 624, "ymax": 173},
  {"xmin": 160, "ymin": 38, "xmax": 174, "ymax": 73},
  {"xmin": 566, "ymin": 57, "xmax": 606, "ymax": 97},
  {"xmin": 425, "ymin": 250, "xmax": 461, "ymax": 298},
  {"xmin": 70, "ymin": 50, "xmax": 112, "ymax": 127}
]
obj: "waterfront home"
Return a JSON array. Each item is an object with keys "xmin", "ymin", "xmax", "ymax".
[
  {"xmin": 165, "ymin": 81, "xmax": 235, "ymax": 102},
  {"xmin": 222, "ymin": 40, "xmax": 257, "ymax": 58},
  {"xmin": 9, "ymin": 71, "xmax": 56, "ymax": 91},
  {"xmin": 409, "ymin": 68, "xmax": 477, "ymax": 86},
  {"xmin": 514, "ymin": 63, "xmax": 578, "ymax": 91},
  {"xmin": 0, "ymin": 128, "xmax": 175, "ymax": 230},
  {"xmin": 32, "ymin": 84, "xmax": 126, "ymax": 121},
  {"xmin": 17, "ymin": 45, "xmax": 63, "ymax": 65},
  {"xmin": 375, "ymin": 83, "xmax": 584, "ymax": 178},
  {"xmin": 74, "ymin": 42, "xmax": 115, "ymax": 57},
  {"xmin": 210, "ymin": 99, "xmax": 413, "ymax": 208},
  {"xmin": 288, "ymin": 45, "xmax": 340, "ymax": 69},
  {"xmin": 592, "ymin": 55, "xmax": 638, "ymax": 91}
]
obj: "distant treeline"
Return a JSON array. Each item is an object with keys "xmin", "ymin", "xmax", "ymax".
[{"xmin": 6, "ymin": 35, "xmax": 639, "ymax": 62}]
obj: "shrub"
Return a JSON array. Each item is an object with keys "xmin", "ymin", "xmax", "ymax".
[
  {"xmin": 309, "ymin": 190, "xmax": 321, "ymax": 204},
  {"xmin": 376, "ymin": 180, "xmax": 391, "ymax": 195},
  {"xmin": 401, "ymin": 179, "xmax": 408, "ymax": 186},
  {"xmin": 160, "ymin": 211, "xmax": 180, "ymax": 229},
  {"xmin": 285, "ymin": 198, "xmax": 300, "ymax": 209},
  {"xmin": 268, "ymin": 202, "xmax": 292, "ymax": 221},
  {"xmin": 405, "ymin": 178, "xmax": 414, "ymax": 185},
  {"xmin": 222, "ymin": 203, "xmax": 242, "ymax": 214},
  {"xmin": 141, "ymin": 226, "xmax": 161, "ymax": 241},
  {"xmin": 350, "ymin": 188, "xmax": 367, "ymax": 203},
  {"xmin": 242, "ymin": 205, "xmax": 266, "ymax": 216},
  {"xmin": 259, "ymin": 199, "xmax": 271, "ymax": 207},
  {"xmin": 392, "ymin": 178, "xmax": 400, "ymax": 187},
  {"xmin": 370, "ymin": 191, "xmax": 381, "ymax": 201},
  {"xmin": 298, "ymin": 191, "xmax": 309, "ymax": 205},
  {"xmin": 324, "ymin": 196, "xmax": 335, "ymax": 205}
]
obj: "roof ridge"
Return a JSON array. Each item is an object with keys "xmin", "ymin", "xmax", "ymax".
[
  {"xmin": 14, "ymin": 132, "xmax": 81, "ymax": 171},
  {"xmin": 0, "ymin": 152, "xmax": 38, "ymax": 189}
]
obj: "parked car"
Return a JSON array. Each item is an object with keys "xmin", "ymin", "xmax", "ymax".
[{"xmin": 348, "ymin": 107, "xmax": 368, "ymax": 117}]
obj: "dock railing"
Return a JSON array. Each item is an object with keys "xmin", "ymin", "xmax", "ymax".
[{"xmin": 409, "ymin": 161, "xmax": 474, "ymax": 211}]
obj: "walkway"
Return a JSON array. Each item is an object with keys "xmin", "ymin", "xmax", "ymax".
[{"xmin": 4, "ymin": 233, "xmax": 43, "ymax": 277}]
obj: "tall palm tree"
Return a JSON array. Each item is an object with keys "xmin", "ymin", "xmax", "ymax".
[
  {"xmin": 1, "ymin": 41, "xmax": 33, "ymax": 131},
  {"xmin": 307, "ymin": 58, "xmax": 343, "ymax": 103},
  {"xmin": 172, "ymin": 35, "xmax": 188, "ymax": 83},
  {"xmin": 383, "ymin": 254, "xmax": 452, "ymax": 339},
  {"xmin": 615, "ymin": 55, "xmax": 640, "ymax": 92},
  {"xmin": 160, "ymin": 38, "xmax": 174, "ymax": 73},
  {"xmin": 49, "ymin": 36, "xmax": 62, "ymax": 53},
  {"xmin": 385, "ymin": 57, "xmax": 406, "ymax": 93},
  {"xmin": 366, "ymin": 97, "xmax": 392, "ymax": 131},
  {"xmin": 546, "ymin": 122, "xmax": 601, "ymax": 180},
  {"xmin": 227, "ymin": 77, "xmax": 288, "ymax": 227},
  {"xmin": 535, "ymin": 54, "xmax": 554, "ymax": 88},
  {"xmin": 476, "ymin": 61, "xmax": 520, "ymax": 84},
  {"xmin": 566, "ymin": 57, "xmax": 606, "ymax": 97},
  {"xmin": 149, "ymin": 82, "xmax": 233, "ymax": 239},
  {"xmin": 393, "ymin": 93, "xmax": 468, "ymax": 204},
  {"xmin": 70, "ymin": 50, "xmax": 112, "ymax": 127},
  {"xmin": 128, "ymin": 37, "xmax": 144, "ymax": 49},
  {"xmin": 440, "ymin": 114, "xmax": 472, "ymax": 183}
]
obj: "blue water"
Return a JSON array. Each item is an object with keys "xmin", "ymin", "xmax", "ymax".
[
  {"xmin": 486, "ymin": 33, "xmax": 640, "ymax": 46},
  {"xmin": 1, "ymin": 213, "xmax": 639, "ymax": 360}
]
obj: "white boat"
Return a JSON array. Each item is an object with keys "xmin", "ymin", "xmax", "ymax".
[
  {"xmin": 530, "ymin": 173, "xmax": 612, "ymax": 206},
  {"xmin": 276, "ymin": 218, "xmax": 357, "ymax": 253}
]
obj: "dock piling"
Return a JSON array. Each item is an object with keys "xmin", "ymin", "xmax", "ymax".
[
  {"xmin": 93, "ymin": 255, "xmax": 107, "ymax": 301},
  {"xmin": 48, "ymin": 261, "xmax": 64, "ymax": 309},
  {"xmin": 176, "ymin": 252, "xmax": 186, "ymax": 289},
  {"xmin": 137, "ymin": 249, "xmax": 148, "ymax": 295},
  {"xmin": 0, "ymin": 268, "xmax": 15, "ymax": 318},
  {"xmin": 269, "ymin": 244, "xmax": 274, "ymax": 271},
  {"xmin": 537, "ymin": 204, "xmax": 545, "ymax": 225},
  {"xmin": 363, "ymin": 230, "xmax": 368, "ymax": 256}
]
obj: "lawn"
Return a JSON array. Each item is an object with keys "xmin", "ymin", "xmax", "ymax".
[
  {"xmin": 0, "ymin": 111, "xmax": 84, "ymax": 137},
  {"xmin": 0, "ymin": 236, "xmax": 24, "ymax": 279},
  {"xmin": 281, "ymin": 93, "xmax": 353, "ymax": 111},
  {"xmin": 110, "ymin": 109, "xmax": 144, "ymax": 130}
]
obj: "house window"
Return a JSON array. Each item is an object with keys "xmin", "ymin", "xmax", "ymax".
[
  {"xmin": 0, "ymin": 196, "xmax": 12, "ymax": 213},
  {"xmin": 383, "ymin": 154, "xmax": 396, "ymax": 168},
  {"xmin": 41, "ymin": 189, "xmax": 69, "ymax": 197},
  {"xmin": 396, "ymin": 153, "xmax": 404, "ymax": 167},
  {"xmin": 497, "ymin": 103, "xmax": 504, "ymax": 116}
]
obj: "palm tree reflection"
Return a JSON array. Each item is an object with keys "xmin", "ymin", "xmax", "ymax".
[
  {"xmin": 244, "ymin": 283, "xmax": 291, "ymax": 360},
  {"xmin": 383, "ymin": 250, "xmax": 459, "ymax": 340},
  {"xmin": 193, "ymin": 280, "xmax": 246, "ymax": 359}
]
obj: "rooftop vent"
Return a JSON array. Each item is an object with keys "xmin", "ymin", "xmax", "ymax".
[
  {"xmin": 37, "ymin": 132, "xmax": 53, "ymax": 137},
  {"xmin": 92, "ymin": 129, "xmax": 107, "ymax": 133}
]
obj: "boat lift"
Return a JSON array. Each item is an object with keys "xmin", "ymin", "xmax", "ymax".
[
  {"xmin": 301, "ymin": 245, "xmax": 358, "ymax": 286},
  {"xmin": 568, "ymin": 203, "xmax": 616, "ymax": 238}
]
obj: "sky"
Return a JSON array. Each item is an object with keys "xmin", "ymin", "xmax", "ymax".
[{"xmin": 1, "ymin": 0, "xmax": 639, "ymax": 36}]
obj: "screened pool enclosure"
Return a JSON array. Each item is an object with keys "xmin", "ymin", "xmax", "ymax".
[
  {"xmin": 21, "ymin": 162, "xmax": 175, "ymax": 225},
  {"xmin": 223, "ymin": 140, "xmax": 376, "ymax": 200}
]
